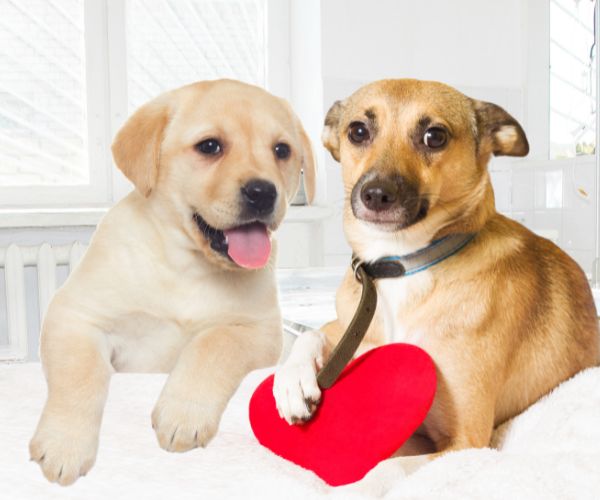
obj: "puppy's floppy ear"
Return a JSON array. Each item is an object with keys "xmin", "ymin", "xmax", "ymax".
[
  {"xmin": 299, "ymin": 127, "xmax": 317, "ymax": 204},
  {"xmin": 472, "ymin": 100, "xmax": 529, "ymax": 157},
  {"xmin": 112, "ymin": 94, "xmax": 172, "ymax": 197},
  {"xmin": 322, "ymin": 100, "xmax": 346, "ymax": 162}
]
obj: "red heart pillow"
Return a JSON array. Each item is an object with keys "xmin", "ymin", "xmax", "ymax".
[{"xmin": 249, "ymin": 343, "xmax": 437, "ymax": 486}]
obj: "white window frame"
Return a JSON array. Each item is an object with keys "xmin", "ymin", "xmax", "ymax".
[
  {"xmin": 0, "ymin": 0, "xmax": 306, "ymax": 212},
  {"xmin": 523, "ymin": 0, "xmax": 551, "ymax": 161}
]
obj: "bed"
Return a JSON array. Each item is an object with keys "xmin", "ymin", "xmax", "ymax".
[{"xmin": 1, "ymin": 268, "xmax": 599, "ymax": 499}]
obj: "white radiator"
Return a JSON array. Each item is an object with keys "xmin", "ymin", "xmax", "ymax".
[{"xmin": 0, "ymin": 242, "xmax": 87, "ymax": 361}]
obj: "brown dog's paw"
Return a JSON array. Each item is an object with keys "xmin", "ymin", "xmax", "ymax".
[
  {"xmin": 273, "ymin": 361, "xmax": 322, "ymax": 425},
  {"xmin": 151, "ymin": 395, "xmax": 222, "ymax": 452},
  {"xmin": 29, "ymin": 417, "xmax": 99, "ymax": 486}
]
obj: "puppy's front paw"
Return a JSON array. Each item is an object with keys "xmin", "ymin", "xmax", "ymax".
[
  {"xmin": 29, "ymin": 416, "xmax": 99, "ymax": 486},
  {"xmin": 151, "ymin": 394, "xmax": 222, "ymax": 452},
  {"xmin": 273, "ymin": 361, "xmax": 321, "ymax": 425}
]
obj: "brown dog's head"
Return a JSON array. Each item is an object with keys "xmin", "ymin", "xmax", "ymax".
[
  {"xmin": 112, "ymin": 79, "xmax": 315, "ymax": 270},
  {"xmin": 322, "ymin": 79, "xmax": 528, "ymax": 259}
]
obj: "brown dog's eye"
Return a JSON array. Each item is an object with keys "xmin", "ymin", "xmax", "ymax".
[
  {"xmin": 195, "ymin": 138, "xmax": 222, "ymax": 156},
  {"xmin": 423, "ymin": 127, "xmax": 447, "ymax": 149},
  {"xmin": 348, "ymin": 122, "xmax": 370, "ymax": 144},
  {"xmin": 274, "ymin": 143, "xmax": 291, "ymax": 160}
]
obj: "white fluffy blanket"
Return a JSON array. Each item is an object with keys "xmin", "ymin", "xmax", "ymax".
[{"xmin": 1, "ymin": 363, "xmax": 599, "ymax": 499}]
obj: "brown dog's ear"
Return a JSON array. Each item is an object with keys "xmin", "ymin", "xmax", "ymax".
[
  {"xmin": 299, "ymin": 127, "xmax": 317, "ymax": 204},
  {"xmin": 472, "ymin": 100, "xmax": 529, "ymax": 157},
  {"xmin": 112, "ymin": 95, "xmax": 172, "ymax": 197},
  {"xmin": 322, "ymin": 100, "xmax": 346, "ymax": 161}
]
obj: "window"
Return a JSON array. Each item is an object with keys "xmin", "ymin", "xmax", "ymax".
[
  {"xmin": 126, "ymin": 0, "xmax": 267, "ymax": 112},
  {"xmin": 491, "ymin": 0, "xmax": 600, "ymax": 277},
  {"xmin": 0, "ymin": 0, "xmax": 88, "ymax": 186},
  {"xmin": 549, "ymin": 0, "xmax": 597, "ymax": 159},
  {"xmin": 0, "ymin": 0, "xmax": 277, "ymax": 209}
]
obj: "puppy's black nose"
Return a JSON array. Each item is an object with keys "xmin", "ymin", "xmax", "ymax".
[
  {"xmin": 241, "ymin": 179, "xmax": 277, "ymax": 215},
  {"xmin": 360, "ymin": 179, "xmax": 399, "ymax": 212}
]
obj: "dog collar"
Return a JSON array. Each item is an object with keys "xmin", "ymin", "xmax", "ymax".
[{"xmin": 354, "ymin": 232, "xmax": 477, "ymax": 280}]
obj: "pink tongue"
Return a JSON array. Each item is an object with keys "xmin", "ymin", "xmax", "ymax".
[{"xmin": 224, "ymin": 223, "xmax": 271, "ymax": 269}]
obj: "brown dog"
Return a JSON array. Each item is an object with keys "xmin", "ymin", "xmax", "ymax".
[
  {"xmin": 30, "ymin": 79, "xmax": 315, "ymax": 485},
  {"xmin": 274, "ymin": 79, "xmax": 599, "ymax": 466}
]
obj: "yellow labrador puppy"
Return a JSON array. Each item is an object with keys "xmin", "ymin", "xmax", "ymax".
[
  {"xmin": 29, "ymin": 79, "xmax": 315, "ymax": 485},
  {"xmin": 274, "ymin": 79, "xmax": 598, "ymax": 467}
]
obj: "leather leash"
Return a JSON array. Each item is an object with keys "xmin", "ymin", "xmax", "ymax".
[{"xmin": 316, "ymin": 257, "xmax": 381, "ymax": 389}]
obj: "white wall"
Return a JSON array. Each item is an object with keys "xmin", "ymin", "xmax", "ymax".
[{"xmin": 321, "ymin": 0, "xmax": 523, "ymax": 88}]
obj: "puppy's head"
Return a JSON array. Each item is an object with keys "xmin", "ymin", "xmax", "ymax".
[
  {"xmin": 112, "ymin": 79, "xmax": 315, "ymax": 270},
  {"xmin": 322, "ymin": 79, "xmax": 528, "ymax": 259}
]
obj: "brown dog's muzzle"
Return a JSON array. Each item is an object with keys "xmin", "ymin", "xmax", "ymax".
[{"xmin": 351, "ymin": 172, "xmax": 428, "ymax": 229}]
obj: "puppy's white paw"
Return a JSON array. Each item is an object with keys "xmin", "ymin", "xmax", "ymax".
[
  {"xmin": 151, "ymin": 393, "xmax": 222, "ymax": 452},
  {"xmin": 29, "ymin": 416, "xmax": 99, "ymax": 486},
  {"xmin": 273, "ymin": 361, "xmax": 322, "ymax": 425}
]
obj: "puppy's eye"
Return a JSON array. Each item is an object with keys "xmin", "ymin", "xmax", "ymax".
[
  {"xmin": 274, "ymin": 142, "xmax": 291, "ymax": 160},
  {"xmin": 348, "ymin": 122, "xmax": 370, "ymax": 144},
  {"xmin": 195, "ymin": 138, "xmax": 222, "ymax": 156},
  {"xmin": 423, "ymin": 127, "xmax": 447, "ymax": 149}
]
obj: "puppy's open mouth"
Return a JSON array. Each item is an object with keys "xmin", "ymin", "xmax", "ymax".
[{"xmin": 193, "ymin": 213, "xmax": 272, "ymax": 269}]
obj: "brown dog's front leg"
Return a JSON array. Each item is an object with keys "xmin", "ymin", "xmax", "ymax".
[
  {"xmin": 29, "ymin": 311, "xmax": 113, "ymax": 486},
  {"xmin": 151, "ymin": 322, "xmax": 281, "ymax": 452}
]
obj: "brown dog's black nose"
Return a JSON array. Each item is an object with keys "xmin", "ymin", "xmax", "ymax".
[
  {"xmin": 241, "ymin": 179, "xmax": 277, "ymax": 216},
  {"xmin": 360, "ymin": 179, "xmax": 399, "ymax": 212}
]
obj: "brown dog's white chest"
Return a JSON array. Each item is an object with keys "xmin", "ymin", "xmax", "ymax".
[{"xmin": 374, "ymin": 272, "xmax": 433, "ymax": 345}]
